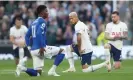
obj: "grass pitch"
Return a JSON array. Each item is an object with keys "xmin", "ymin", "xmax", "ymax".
[{"xmin": 0, "ymin": 59, "xmax": 132, "ymax": 80}]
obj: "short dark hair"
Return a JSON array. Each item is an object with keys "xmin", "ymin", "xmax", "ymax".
[
  {"xmin": 15, "ymin": 15, "xmax": 22, "ymax": 21},
  {"xmin": 36, "ymin": 5, "xmax": 47, "ymax": 15},
  {"xmin": 112, "ymin": 11, "xmax": 119, "ymax": 15}
]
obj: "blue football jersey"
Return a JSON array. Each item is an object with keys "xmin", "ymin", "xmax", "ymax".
[{"xmin": 25, "ymin": 17, "xmax": 47, "ymax": 50}]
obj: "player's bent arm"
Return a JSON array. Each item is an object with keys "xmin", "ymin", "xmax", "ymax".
[
  {"xmin": 77, "ymin": 33, "xmax": 82, "ymax": 53},
  {"xmin": 104, "ymin": 32, "xmax": 114, "ymax": 41},
  {"xmin": 37, "ymin": 23, "xmax": 46, "ymax": 55},
  {"xmin": 122, "ymin": 31, "xmax": 128, "ymax": 40},
  {"xmin": 121, "ymin": 24, "xmax": 128, "ymax": 40},
  {"xmin": 38, "ymin": 23, "xmax": 46, "ymax": 48},
  {"xmin": 104, "ymin": 24, "xmax": 115, "ymax": 41},
  {"xmin": 9, "ymin": 28, "xmax": 17, "ymax": 45}
]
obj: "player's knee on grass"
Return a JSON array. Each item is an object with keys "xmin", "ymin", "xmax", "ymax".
[
  {"xmin": 35, "ymin": 67, "xmax": 43, "ymax": 75},
  {"xmin": 15, "ymin": 58, "xmax": 19, "ymax": 65},
  {"xmin": 82, "ymin": 64, "xmax": 89, "ymax": 69},
  {"xmin": 37, "ymin": 69, "xmax": 42, "ymax": 75},
  {"xmin": 114, "ymin": 62, "xmax": 121, "ymax": 69}
]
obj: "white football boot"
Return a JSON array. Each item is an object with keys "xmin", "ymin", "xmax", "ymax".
[
  {"xmin": 62, "ymin": 67, "xmax": 76, "ymax": 73},
  {"xmin": 15, "ymin": 57, "xmax": 27, "ymax": 76},
  {"xmin": 48, "ymin": 68, "xmax": 60, "ymax": 76}
]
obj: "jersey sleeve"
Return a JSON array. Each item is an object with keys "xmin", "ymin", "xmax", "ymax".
[
  {"xmin": 75, "ymin": 24, "xmax": 84, "ymax": 34},
  {"xmin": 86, "ymin": 26, "xmax": 90, "ymax": 34},
  {"xmin": 122, "ymin": 23, "xmax": 128, "ymax": 37},
  {"xmin": 24, "ymin": 25, "xmax": 28, "ymax": 34},
  {"xmin": 37, "ymin": 22, "xmax": 46, "ymax": 48},
  {"xmin": 9, "ymin": 27, "xmax": 14, "ymax": 36},
  {"xmin": 123, "ymin": 23, "xmax": 128, "ymax": 32},
  {"xmin": 25, "ymin": 26, "xmax": 32, "ymax": 46},
  {"xmin": 105, "ymin": 24, "xmax": 110, "ymax": 33}
]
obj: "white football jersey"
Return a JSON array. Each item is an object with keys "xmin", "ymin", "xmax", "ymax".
[
  {"xmin": 73, "ymin": 21, "xmax": 93, "ymax": 54},
  {"xmin": 105, "ymin": 21, "xmax": 128, "ymax": 50},
  {"xmin": 10, "ymin": 25, "xmax": 28, "ymax": 49}
]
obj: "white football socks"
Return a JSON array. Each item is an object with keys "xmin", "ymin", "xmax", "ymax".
[
  {"xmin": 82, "ymin": 61, "xmax": 107, "ymax": 72},
  {"xmin": 19, "ymin": 48, "xmax": 24, "ymax": 63},
  {"xmin": 50, "ymin": 65, "xmax": 57, "ymax": 72},
  {"xmin": 68, "ymin": 57, "xmax": 75, "ymax": 68},
  {"xmin": 66, "ymin": 45, "xmax": 75, "ymax": 69},
  {"xmin": 104, "ymin": 48, "xmax": 111, "ymax": 61}
]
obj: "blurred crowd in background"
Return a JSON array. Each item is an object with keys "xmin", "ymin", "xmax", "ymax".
[{"xmin": 0, "ymin": 1, "xmax": 132, "ymax": 46}]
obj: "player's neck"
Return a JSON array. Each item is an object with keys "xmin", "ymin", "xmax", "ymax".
[
  {"xmin": 15, "ymin": 26, "xmax": 21, "ymax": 29},
  {"xmin": 114, "ymin": 20, "xmax": 120, "ymax": 24},
  {"xmin": 38, "ymin": 16, "xmax": 47, "ymax": 22},
  {"xmin": 75, "ymin": 20, "xmax": 79, "ymax": 25},
  {"xmin": 38, "ymin": 15, "xmax": 46, "ymax": 19},
  {"xmin": 113, "ymin": 21, "xmax": 120, "ymax": 24}
]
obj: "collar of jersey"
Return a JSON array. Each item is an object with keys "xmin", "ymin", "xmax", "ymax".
[{"xmin": 38, "ymin": 17, "xmax": 46, "ymax": 23}]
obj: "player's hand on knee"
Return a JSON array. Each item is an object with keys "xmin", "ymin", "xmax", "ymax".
[
  {"xmin": 79, "ymin": 49, "xmax": 85, "ymax": 53},
  {"xmin": 18, "ymin": 41, "xmax": 25, "ymax": 48},
  {"xmin": 114, "ymin": 35, "xmax": 122, "ymax": 40},
  {"xmin": 39, "ymin": 48, "xmax": 46, "ymax": 56}
]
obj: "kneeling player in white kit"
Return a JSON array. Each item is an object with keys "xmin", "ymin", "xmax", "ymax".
[
  {"xmin": 63, "ymin": 12, "xmax": 110, "ymax": 73},
  {"xmin": 9, "ymin": 16, "xmax": 28, "ymax": 72},
  {"xmin": 104, "ymin": 11, "xmax": 128, "ymax": 70},
  {"xmin": 16, "ymin": 5, "xmax": 65, "ymax": 77}
]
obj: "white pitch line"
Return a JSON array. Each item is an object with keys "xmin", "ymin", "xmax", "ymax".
[
  {"xmin": 0, "ymin": 69, "xmax": 45, "ymax": 74},
  {"xmin": 0, "ymin": 70, "xmax": 15, "ymax": 72},
  {"xmin": 0, "ymin": 69, "xmax": 132, "ymax": 74},
  {"xmin": 0, "ymin": 69, "xmax": 23, "ymax": 74}
]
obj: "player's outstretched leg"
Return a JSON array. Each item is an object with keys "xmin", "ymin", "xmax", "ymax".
[
  {"xmin": 113, "ymin": 61, "xmax": 121, "ymax": 69},
  {"xmin": 48, "ymin": 48, "xmax": 65, "ymax": 76},
  {"xmin": 82, "ymin": 60, "xmax": 109, "ymax": 72},
  {"xmin": 80, "ymin": 52, "xmax": 110, "ymax": 73},
  {"xmin": 15, "ymin": 57, "xmax": 41, "ymax": 77},
  {"xmin": 63, "ymin": 45, "xmax": 76, "ymax": 73}
]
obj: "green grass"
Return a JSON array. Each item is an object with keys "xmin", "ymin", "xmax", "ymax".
[{"xmin": 0, "ymin": 59, "xmax": 133, "ymax": 80}]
